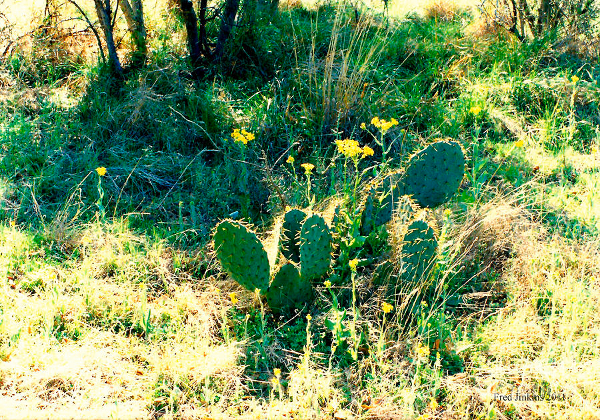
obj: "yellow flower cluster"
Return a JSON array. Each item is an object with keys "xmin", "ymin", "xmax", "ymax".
[
  {"xmin": 286, "ymin": 155, "xmax": 295, "ymax": 164},
  {"xmin": 417, "ymin": 344, "xmax": 430, "ymax": 358},
  {"xmin": 301, "ymin": 163, "xmax": 314, "ymax": 174},
  {"xmin": 324, "ymin": 280, "xmax": 332, "ymax": 288},
  {"xmin": 229, "ymin": 292, "xmax": 238, "ymax": 305},
  {"xmin": 335, "ymin": 139, "xmax": 375, "ymax": 159},
  {"xmin": 469, "ymin": 106, "xmax": 482, "ymax": 116},
  {"xmin": 335, "ymin": 139, "xmax": 362, "ymax": 158},
  {"xmin": 349, "ymin": 258, "xmax": 359, "ymax": 271},
  {"xmin": 231, "ymin": 128, "xmax": 255, "ymax": 145},
  {"xmin": 571, "ymin": 75, "xmax": 579, "ymax": 83},
  {"xmin": 382, "ymin": 302, "xmax": 393, "ymax": 314},
  {"xmin": 96, "ymin": 167, "xmax": 107, "ymax": 176},
  {"xmin": 371, "ymin": 116, "xmax": 399, "ymax": 133}
]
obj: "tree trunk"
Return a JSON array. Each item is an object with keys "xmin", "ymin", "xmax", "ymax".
[
  {"xmin": 177, "ymin": 0, "xmax": 203, "ymax": 77},
  {"xmin": 214, "ymin": 0, "xmax": 241, "ymax": 61},
  {"xmin": 120, "ymin": 0, "xmax": 147, "ymax": 67},
  {"xmin": 93, "ymin": 0, "xmax": 123, "ymax": 75}
]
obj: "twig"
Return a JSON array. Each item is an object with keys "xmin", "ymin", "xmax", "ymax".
[{"xmin": 67, "ymin": 0, "xmax": 106, "ymax": 63}]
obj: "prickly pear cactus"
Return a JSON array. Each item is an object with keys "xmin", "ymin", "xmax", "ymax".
[
  {"xmin": 280, "ymin": 209, "xmax": 306, "ymax": 263},
  {"xmin": 400, "ymin": 220, "xmax": 438, "ymax": 283},
  {"xmin": 266, "ymin": 263, "xmax": 313, "ymax": 313},
  {"xmin": 299, "ymin": 214, "xmax": 332, "ymax": 280},
  {"xmin": 404, "ymin": 140, "xmax": 464, "ymax": 208},
  {"xmin": 213, "ymin": 220, "xmax": 270, "ymax": 292}
]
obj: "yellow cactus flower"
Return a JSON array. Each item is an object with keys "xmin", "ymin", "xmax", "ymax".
[
  {"xmin": 349, "ymin": 259, "xmax": 359, "ymax": 271},
  {"xmin": 229, "ymin": 292, "xmax": 239, "ymax": 305},
  {"xmin": 571, "ymin": 75, "xmax": 579, "ymax": 83},
  {"xmin": 515, "ymin": 139, "xmax": 524, "ymax": 148},
  {"xmin": 96, "ymin": 167, "xmax": 107, "ymax": 176},
  {"xmin": 286, "ymin": 155, "xmax": 295, "ymax": 164},
  {"xmin": 382, "ymin": 302, "xmax": 393, "ymax": 314},
  {"xmin": 301, "ymin": 163, "xmax": 315, "ymax": 174},
  {"xmin": 362, "ymin": 145, "xmax": 374, "ymax": 158}
]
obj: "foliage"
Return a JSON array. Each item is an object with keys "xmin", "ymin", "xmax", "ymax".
[{"xmin": 0, "ymin": 0, "xmax": 600, "ymax": 418}]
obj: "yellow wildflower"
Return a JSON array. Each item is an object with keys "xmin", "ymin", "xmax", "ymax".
[
  {"xmin": 469, "ymin": 106, "xmax": 482, "ymax": 116},
  {"xmin": 271, "ymin": 377, "xmax": 279, "ymax": 385},
  {"xmin": 515, "ymin": 139, "xmax": 524, "ymax": 148},
  {"xmin": 96, "ymin": 167, "xmax": 107, "ymax": 176},
  {"xmin": 9, "ymin": 220, "xmax": 16, "ymax": 227},
  {"xmin": 286, "ymin": 155, "xmax": 295, "ymax": 164},
  {"xmin": 362, "ymin": 145, "xmax": 374, "ymax": 158},
  {"xmin": 324, "ymin": 280, "xmax": 332, "ymax": 288},
  {"xmin": 571, "ymin": 75, "xmax": 579, "ymax": 83},
  {"xmin": 428, "ymin": 398, "xmax": 438, "ymax": 410},
  {"xmin": 382, "ymin": 302, "xmax": 393, "ymax": 314},
  {"xmin": 231, "ymin": 128, "xmax": 255, "ymax": 145},
  {"xmin": 360, "ymin": 122, "xmax": 366, "ymax": 130},
  {"xmin": 349, "ymin": 259, "xmax": 359, "ymax": 271},
  {"xmin": 335, "ymin": 139, "xmax": 362, "ymax": 159},
  {"xmin": 274, "ymin": 368, "xmax": 281, "ymax": 377},
  {"xmin": 443, "ymin": 208, "xmax": 451, "ymax": 217},
  {"xmin": 417, "ymin": 344, "xmax": 430, "ymax": 358},
  {"xmin": 306, "ymin": 314, "xmax": 312, "ymax": 321},
  {"xmin": 371, "ymin": 116, "xmax": 399, "ymax": 134},
  {"xmin": 229, "ymin": 292, "xmax": 239, "ymax": 305},
  {"xmin": 301, "ymin": 163, "xmax": 315, "ymax": 174}
]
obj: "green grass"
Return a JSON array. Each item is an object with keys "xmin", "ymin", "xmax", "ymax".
[{"xmin": 1, "ymin": 0, "xmax": 600, "ymax": 418}]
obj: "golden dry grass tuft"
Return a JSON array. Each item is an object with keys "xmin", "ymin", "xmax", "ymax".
[{"xmin": 423, "ymin": 0, "xmax": 462, "ymax": 22}]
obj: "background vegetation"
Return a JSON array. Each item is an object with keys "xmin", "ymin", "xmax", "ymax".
[{"xmin": 0, "ymin": 0, "xmax": 599, "ymax": 418}]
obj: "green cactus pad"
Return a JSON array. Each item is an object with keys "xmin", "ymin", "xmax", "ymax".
[
  {"xmin": 400, "ymin": 220, "xmax": 438, "ymax": 284},
  {"xmin": 266, "ymin": 263, "xmax": 313, "ymax": 313},
  {"xmin": 213, "ymin": 220, "xmax": 270, "ymax": 292},
  {"xmin": 299, "ymin": 214, "xmax": 332, "ymax": 280},
  {"xmin": 404, "ymin": 140, "xmax": 464, "ymax": 208},
  {"xmin": 280, "ymin": 209, "xmax": 306, "ymax": 263}
]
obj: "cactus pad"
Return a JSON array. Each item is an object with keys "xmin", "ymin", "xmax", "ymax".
[
  {"xmin": 214, "ymin": 220, "xmax": 270, "ymax": 292},
  {"xmin": 400, "ymin": 220, "xmax": 438, "ymax": 284},
  {"xmin": 266, "ymin": 263, "xmax": 313, "ymax": 313},
  {"xmin": 280, "ymin": 209, "xmax": 306, "ymax": 263},
  {"xmin": 404, "ymin": 140, "xmax": 464, "ymax": 208},
  {"xmin": 299, "ymin": 214, "xmax": 332, "ymax": 280}
]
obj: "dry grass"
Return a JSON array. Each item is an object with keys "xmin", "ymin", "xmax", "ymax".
[{"xmin": 423, "ymin": 0, "xmax": 462, "ymax": 22}]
